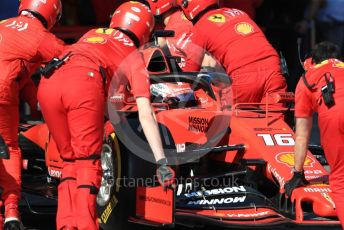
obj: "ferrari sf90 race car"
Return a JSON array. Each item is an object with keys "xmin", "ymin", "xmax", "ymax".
[{"xmin": 18, "ymin": 34, "xmax": 341, "ymax": 229}]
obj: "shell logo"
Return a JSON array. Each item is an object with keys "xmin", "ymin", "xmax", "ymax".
[
  {"xmin": 235, "ymin": 22, "xmax": 254, "ymax": 35},
  {"xmin": 83, "ymin": 36, "xmax": 107, "ymax": 44},
  {"xmin": 276, "ymin": 152, "xmax": 315, "ymax": 167}
]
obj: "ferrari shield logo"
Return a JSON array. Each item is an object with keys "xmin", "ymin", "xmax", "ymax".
[
  {"xmin": 235, "ymin": 22, "xmax": 254, "ymax": 35},
  {"xmin": 321, "ymin": 193, "xmax": 336, "ymax": 209},
  {"xmin": 208, "ymin": 14, "xmax": 226, "ymax": 23}
]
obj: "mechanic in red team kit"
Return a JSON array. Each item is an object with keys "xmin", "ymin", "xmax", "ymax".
[
  {"xmin": 0, "ymin": 0, "xmax": 64, "ymax": 229},
  {"xmin": 147, "ymin": 0, "xmax": 192, "ymax": 67},
  {"xmin": 284, "ymin": 42, "xmax": 344, "ymax": 228},
  {"xmin": 37, "ymin": 2, "xmax": 175, "ymax": 229},
  {"xmin": 147, "ymin": 0, "xmax": 218, "ymax": 69},
  {"xmin": 175, "ymin": 0, "xmax": 287, "ymax": 105}
]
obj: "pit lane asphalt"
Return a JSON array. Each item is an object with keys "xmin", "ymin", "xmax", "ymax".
[{"xmin": 22, "ymin": 213, "xmax": 342, "ymax": 230}]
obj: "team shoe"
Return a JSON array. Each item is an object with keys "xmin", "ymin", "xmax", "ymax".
[{"xmin": 3, "ymin": 218, "xmax": 24, "ymax": 230}]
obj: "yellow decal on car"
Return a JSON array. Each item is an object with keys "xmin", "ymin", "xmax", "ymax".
[{"xmin": 276, "ymin": 152, "xmax": 315, "ymax": 167}]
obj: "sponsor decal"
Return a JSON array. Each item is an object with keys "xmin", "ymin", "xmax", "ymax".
[
  {"xmin": 304, "ymin": 169, "xmax": 324, "ymax": 175},
  {"xmin": 187, "ymin": 196, "xmax": 246, "ymax": 206},
  {"xmin": 235, "ymin": 22, "xmax": 254, "ymax": 35},
  {"xmin": 109, "ymin": 94, "xmax": 124, "ymax": 103},
  {"xmin": 138, "ymin": 195, "xmax": 172, "ymax": 206},
  {"xmin": 95, "ymin": 28, "xmax": 114, "ymax": 35},
  {"xmin": 183, "ymin": 186, "xmax": 246, "ymax": 198},
  {"xmin": 208, "ymin": 14, "xmax": 226, "ymax": 23},
  {"xmin": 321, "ymin": 193, "xmax": 336, "ymax": 208},
  {"xmin": 227, "ymin": 211, "xmax": 270, "ymax": 218},
  {"xmin": 276, "ymin": 152, "xmax": 315, "ymax": 167},
  {"xmin": 100, "ymin": 195, "xmax": 118, "ymax": 224},
  {"xmin": 254, "ymin": 128, "xmax": 283, "ymax": 131},
  {"xmin": 5, "ymin": 20, "xmax": 28, "ymax": 31},
  {"xmin": 176, "ymin": 143, "xmax": 186, "ymax": 153},
  {"xmin": 176, "ymin": 182, "xmax": 193, "ymax": 196},
  {"xmin": 304, "ymin": 186, "xmax": 332, "ymax": 193},
  {"xmin": 224, "ymin": 9, "xmax": 245, "ymax": 17},
  {"xmin": 267, "ymin": 164, "xmax": 285, "ymax": 187},
  {"xmin": 188, "ymin": 116, "xmax": 209, "ymax": 133},
  {"xmin": 113, "ymin": 30, "xmax": 134, "ymax": 46},
  {"xmin": 198, "ymin": 97, "xmax": 208, "ymax": 104},
  {"xmin": 48, "ymin": 168, "xmax": 62, "ymax": 178},
  {"xmin": 84, "ymin": 36, "xmax": 107, "ymax": 44}
]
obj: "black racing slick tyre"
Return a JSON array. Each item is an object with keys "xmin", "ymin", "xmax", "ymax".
[{"xmin": 97, "ymin": 133, "xmax": 130, "ymax": 230}]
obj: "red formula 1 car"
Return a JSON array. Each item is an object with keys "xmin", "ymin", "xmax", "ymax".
[{"xmin": 18, "ymin": 33, "xmax": 341, "ymax": 229}]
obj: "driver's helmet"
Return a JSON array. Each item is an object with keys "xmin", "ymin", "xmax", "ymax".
[{"xmin": 150, "ymin": 82, "xmax": 197, "ymax": 107}]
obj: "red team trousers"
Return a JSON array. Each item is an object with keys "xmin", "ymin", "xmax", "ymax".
[
  {"xmin": 0, "ymin": 105, "xmax": 21, "ymax": 220},
  {"xmin": 38, "ymin": 66, "xmax": 104, "ymax": 230}
]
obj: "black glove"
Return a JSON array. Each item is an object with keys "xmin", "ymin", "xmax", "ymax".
[
  {"xmin": 0, "ymin": 134, "xmax": 10, "ymax": 159},
  {"xmin": 284, "ymin": 168, "xmax": 309, "ymax": 197},
  {"xmin": 156, "ymin": 158, "xmax": 175, "ymax": 189}
]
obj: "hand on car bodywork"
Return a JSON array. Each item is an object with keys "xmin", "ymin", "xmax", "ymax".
[
  {"xmin": 284, "ymin": 169, "xmax": 309, "ymax": 197},
  {"xmin": 156, "ymin": 158, "xmax": 175, "ymax": 189}
]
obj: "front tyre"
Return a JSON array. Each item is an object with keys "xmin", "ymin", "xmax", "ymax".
[{"xmin": 97, "ymin": 133, "xmax": 130, "ymax": 230}]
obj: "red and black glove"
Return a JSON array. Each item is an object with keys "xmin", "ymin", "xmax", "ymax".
[
  {"xmin": 156, "ymin": 158, "xmax": 175, "ymax": 189},
  {"xmin": 284, "ymin": 168, "xmax": 309, "ymax": 197}
]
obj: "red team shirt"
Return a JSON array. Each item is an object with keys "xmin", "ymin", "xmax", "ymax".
[
  {"xmin": 61, "ymin": 28, "xmax": 151, "ymax": 99},
  {"xmin": 0, "ymin": 15, "xmax": 64, "ymax": 105},
  {"xmin": 295, "ymin": 59, "xmax": 344, "ymax": 117},
  {"xmin": 180, "ymin": 8, "xmax": 280, "ymax": 75}
]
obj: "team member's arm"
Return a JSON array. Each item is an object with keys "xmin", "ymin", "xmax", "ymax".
[
  {"xmin": 176, "ymin": 29, "xmax": 206, "ymax": 72},
  {"xmin": 125, "ymin": 51, "xmax": 166, "ymax": 161},
  {"xmin": 294, "ymin": 117, "xmax": 313, "ymax": 172},
  {"xmin": 284, "ymin": 79, "xmax": 313, "ymax": 196},
  {"xmin": 125, "ymin": 51, "xmax": 175, "ymax": 187},
  {"xmin": 37, "ymin": 32, "xmax": 66, "ymax": 62},
  {"xmin": 136, "ymin": 97, "xmax": 165, "ymax": 162},
  {"xmin": 18, "ymin": 62, "xmax": 42, "ymax": 118},
  {"xmin": 136, "ymin": 103, "xmax": 175, "ymax": 188},
  {"xmin": 20, "ymin": 78, "xmax": 41, "ymax": 119}
]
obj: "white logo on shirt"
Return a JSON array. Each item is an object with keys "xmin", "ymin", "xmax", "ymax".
[
  {"xmin": 113, "ymin": 31, "xmax": 134, "ymax": 47},
  {"xmin": 5, "ymin": 21, "xmax": 28, "ymax": 31}
]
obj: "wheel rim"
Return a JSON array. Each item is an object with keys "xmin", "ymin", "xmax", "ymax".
[{"xmin": 97, "ymin": 144, "xmax": 115, "ymax": 206}]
